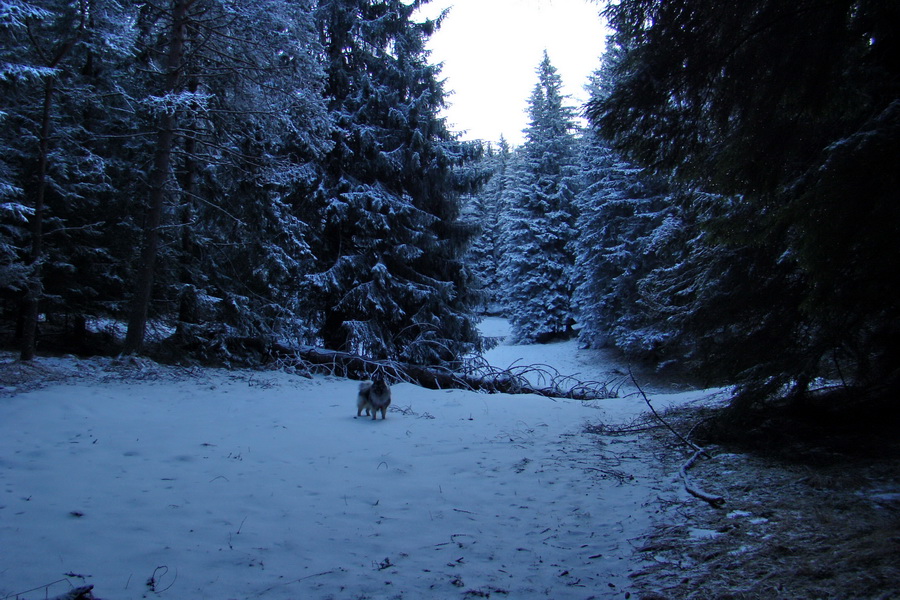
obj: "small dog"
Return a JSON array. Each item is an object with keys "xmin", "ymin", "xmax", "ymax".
[{"xmin": 357, "ymin": 377, "xmax": 391, "ymax": 420}]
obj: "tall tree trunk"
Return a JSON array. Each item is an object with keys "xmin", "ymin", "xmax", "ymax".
[
  {"xmin": 176, "ymin": 77, "xmax": 199, "ymax": 332},
  {"xmin": 123, "ymin": 0, "xmax": 191, "ymax": 354},
  {"xmin": 18, "ymin": 8, "xmax": 86, "ymax": 360},
  {"xmin": 321, "ymin": 308, "xmax": 350, "ymax": 352},
  {"xmin": 19, "ymin": 80, "xmax": 55, "ymax": 361}
]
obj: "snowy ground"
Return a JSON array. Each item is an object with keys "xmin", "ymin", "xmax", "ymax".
[
  {"xmin": 479, "ymin": 318, "xmax": 694, "ymax": 397},
  {"xmin": 0, "ymin": 320, "xmax": 718, "ymax": 600}
]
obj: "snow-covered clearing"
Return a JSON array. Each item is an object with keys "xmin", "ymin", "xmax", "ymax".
[{"xmin": 0, "ymin": 320, "xmax": 717, "ymax": 599}]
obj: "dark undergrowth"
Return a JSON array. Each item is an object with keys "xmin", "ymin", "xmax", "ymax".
[
  {"xmin": 629, "ymin": 388, "xmax": 900, "ymax": 600},
  {"xmin": 696, "ymin": 385, "xmax": 900, "ymax": 463},
  {"xmin": 0, "ymin": 320, "xmax": 280, "ymax": 369}
]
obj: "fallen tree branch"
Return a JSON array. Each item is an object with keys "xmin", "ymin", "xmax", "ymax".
[
  {"xmin": 165, "ymin": 331, "xmax": 620, "ymax": 400},
  {"xmin": 630, "ymin": 369, "xmax": 707, "ymax": 456},
  {"xmin": 630, "ymin": 369, "xmax": 724, "ymax": 508},
  {"xmin": 3, "ymin": 582, "xmax": 94, "ymax": 600},
  {"xmin": 681, "ymin": 450, "xmax": 726, "ymax": 508},
  {"xmin": 269, "ymin": 344, "xmax": 618, "ymax": 400}
]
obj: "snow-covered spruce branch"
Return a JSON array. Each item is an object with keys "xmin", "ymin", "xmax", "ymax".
[{"xmin": 277, "ymin": 344, "xmax": 618, "ymax": 400}]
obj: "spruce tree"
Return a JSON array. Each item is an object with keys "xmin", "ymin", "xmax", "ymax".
[
  {"xmin": 573, "ymin": 129, "xmax": 670, "ymax": 353},
  {"xmin": 573, "ymin": 63, "xmax": 673, "ymax": 354},
  {"xmin": 463, "ymin": 138, "xmax": 511, "ymax": 314},
  {"xmin": 309, "ymin": 0, "xmax": 484, "ymax": 364},
  {"xmin": 501, "ymin": 51, "xmax": 580, "ymax": 343},
  {"xmin": 121, "ymin": 0, "xmax": 330, "ymax": 356},
  {"xmin": 162, "ymin": 1, "xmax": 331, "ymax": 359},
  {"xmin": 590, "ymin": 0, "xmax": 900, "ymax": 405},
  {"xmin": 0, "ymin": 0, "xmax": 137, "ymax": 358}
]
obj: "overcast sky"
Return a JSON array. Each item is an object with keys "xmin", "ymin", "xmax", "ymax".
[{"xmin": 414, "ymin": 0, "xmax": 608, "ymax": 146}]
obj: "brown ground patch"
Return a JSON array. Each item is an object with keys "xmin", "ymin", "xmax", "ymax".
[{"xmin": 625, "ymin": 405, "xmax": 900, "ymax": 600}]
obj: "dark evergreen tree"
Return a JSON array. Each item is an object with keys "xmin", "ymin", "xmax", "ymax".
[
  {"xmin": 308, "ymin": 0, "xmax": 485, "ymax": 364},
  {"xmin": 0, "ymin": 0, "xmax": 137, "ymax": 358},
  {"xmin": 463, "ymin": 138, "xmax": 511, "ymax": 314},
  {"xmin": 1, "ymin": 0, "xmax": 485, "ymax": 366},
  {"xmin": 573, "ymin": 58, "xmax": 679, "ymax": 357},
  {"xmin": 121, "ymin": 0, "xmax": 330, "ymax": 356},
  {"xmin": 160, "ymin": 1, "xmax": 332, "ymax": 360},
  {"xmin": 501, "ymin": 51, "xmax": 580, "ymax": 343},
  {"xmin": 0, "ymin": 1, "xmax": 51, "ymax": 315},
  {"xmin": 589, "ymin": 0, "xmax": 900, "ymax": 405}
]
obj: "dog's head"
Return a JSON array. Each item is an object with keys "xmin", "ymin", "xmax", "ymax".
[{"xmin": 371, "ymin": 377, "xmax": 388, "ymax": 394}]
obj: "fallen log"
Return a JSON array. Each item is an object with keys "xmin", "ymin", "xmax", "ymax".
[
  {"xmin": 278, "ymin": 344, "xmax": 616, "ymax": 401},
  {"xmin": 160, "ymin": 332, "xmax": 618, "ymax": 400}
]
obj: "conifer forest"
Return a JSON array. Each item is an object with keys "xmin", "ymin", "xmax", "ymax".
[{"xmin": 2, "ymin": 0, "xmax": 898, "ymax": 415}]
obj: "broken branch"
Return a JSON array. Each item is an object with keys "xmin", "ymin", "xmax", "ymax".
[
  {"xmin": 283, "ymin": 344, "xmax": 618, "ymax": 400},
  {"xmin": 630, "ymin": 369, "xmax": 724, "ymax": 507},
  {"xmin": 681, "ymin": 450, "xmax": 726, "ymax": 508}
]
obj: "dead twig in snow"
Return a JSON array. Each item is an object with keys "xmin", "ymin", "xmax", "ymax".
[
  {"xmin": 630, "ymin": 368, "xmax": 707, "ymax": 456},
  {"xmin": 254, "ymin": 569, "xmax": 343, "ymax": 597},
  {"xmin": 146, "ymin": 565, "xmax": 177, "ymax": 593},
  {"xmin": 630, "ymin": 369, "xmax": 724, "ymax": 508}
]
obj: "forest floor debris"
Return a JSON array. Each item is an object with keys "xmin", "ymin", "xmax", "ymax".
[{"xmin": 626, "ymin": 404, "xmax": 900, "ymax": 600}]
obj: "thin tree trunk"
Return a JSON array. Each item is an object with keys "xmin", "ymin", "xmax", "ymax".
[
  {"xmin": 176, "ymin": 78, "xmax": 199, "ymax": 332},
  {"xmin": 18, "ymin": 7, "xmax": 86, "ymax": 360},
  {"xmin": 123, "ymin": 0, "xmax": 191, "ymax": 354},
  {"xmin": 19, "ymin": 80, "xmax": 55, "ymax": 361}
]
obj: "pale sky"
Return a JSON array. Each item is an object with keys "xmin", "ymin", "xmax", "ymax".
[{"xmin": 415, "ymin": 0, "xmax": 608, "ymax": 146}]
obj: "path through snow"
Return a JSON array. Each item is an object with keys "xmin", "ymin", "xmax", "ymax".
[{"xmin": 0, "ymin": 323, "xmax": 716, "ymax": 599}]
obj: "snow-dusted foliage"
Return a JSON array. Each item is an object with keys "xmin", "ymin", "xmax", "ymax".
[
  {"xmin": 500, "ymin": 52, "xmax": 580, "ymax": 344},
  {"xmin": 158, "ymin": 0, "xmax": 332, "ymax": 350},
  {"xmin": 0, "ymin": 0, "xmax": 142, "ymax": 358},
  {"xmin": 0, "ymin": 0, "xmax": 337, "ymax": 359},
  {"xmin": 0, "ymin": 0, "xmax": 488, "ymax": 364},
  {"xmin": 304, "ymin": 0, "xmax": 485, "ymax": 364},
  {"xmin": 0, "ymin": 2, "xmax": 41, "ymax": 293},
  {"xmin": 0, "ymin": 1, "xmax": 49, "ymax": 25},
  {"xmin": 463, "ymin": 138, "xmax": 512, "ymax": 314},
  {"xmin": 572, "ymin": 120, "xmax": 672, "ymax": 354},
  {"xmin": 572, "ymin": 68, "xmax": 738, "ymax": 369},
  {"xmin": 590, "ymin": 0, "xmax": 900, "ymax": 403},
  {"xmin": 112, "ymin": 0, "xmax": 336, "ymax": 353}
]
